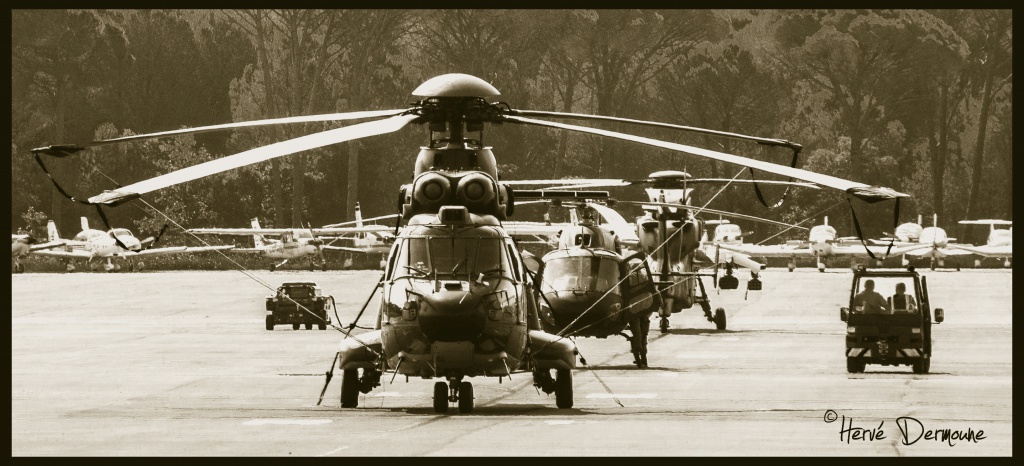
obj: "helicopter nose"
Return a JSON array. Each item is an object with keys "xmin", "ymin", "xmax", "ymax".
[{"xmin": 416, "ymin": 292, "xmax": 486, "ymax": 342}]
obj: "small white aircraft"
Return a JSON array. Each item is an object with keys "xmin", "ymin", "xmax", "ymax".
[
  {"xmin": 11, "ymin": 233, "xmax": 66, "ymax": 273},
  {"xmin": 30, "ymin": 217, "xmax": 233, "ymax": 272},
  {"xmin": 718, "ymin": 216, "xmax": 930, "ymax": 272},
  {"xmin": 699, "ymin": 220, "xmax": 767, "ymax": 289},
  {"xmin": 949, "ymin": 219, "xmax": 1012, "ymax": 267},
  {"xmin": 187, "ymin": 217, "xmax": 393, "ymax": 271},
  {"xmin": 320, "ymin": 203, "xmax": 399, "ymax": 256},
  {"xmin": 868, "ymin": 214, "xmax": 974, "ymax": 270}
]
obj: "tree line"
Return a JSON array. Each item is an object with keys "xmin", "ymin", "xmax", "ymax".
[{"xmin": 11, "ymin": 10, "xmax": 1012, "ymax": 246}]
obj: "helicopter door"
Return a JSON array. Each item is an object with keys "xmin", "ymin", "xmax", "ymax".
[{"xmin": 622, "ymin": 252, "xmax": 662, "ymax": 315}]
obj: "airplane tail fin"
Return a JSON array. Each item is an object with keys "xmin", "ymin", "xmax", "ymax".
[
  {"xmin": 80, "ymin": 216, "xmax": 90, "ymax": 231},
  {"xmin": 355, "ymin": 202, "xmax": 363, "ymax": 228},
  {"xmin": 47, "ymin": 220, "xmax": 60, "ymax": 242},
  {"xmin": 823, "ymin": 216, "xmax": 828, "ymax": 226},
  {"xmin": 250, "ymin": 218, "xmax": 266, "ymax": 249}
]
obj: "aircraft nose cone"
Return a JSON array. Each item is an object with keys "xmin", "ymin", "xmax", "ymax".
[{"xmin": 417, "ymin": 291, "xmax": 486, "ymax": 342}]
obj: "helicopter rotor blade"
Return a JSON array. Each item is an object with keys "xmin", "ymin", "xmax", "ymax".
[
  {"xmin": 614, "ymin": 200, "xmax": 809, "ymax": 230},
  {"xmin": 87, "ymin": 114, "xmax": 419, "ymax": 206},
  {"xmin": 31, "ymin": 109, "xmax": 412, "ymax": 157},
  {"xmin": 501, "ymin": 115, "xmax": 907, "ymax": 203},
  {"xmin": 507, "ymin": 109, "xmax": 801, "ymax": 151}
]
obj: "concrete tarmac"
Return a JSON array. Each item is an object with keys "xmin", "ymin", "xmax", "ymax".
[{"xmin": 11, "ymin": 268, "xmax": 1012, "ymax": 456}]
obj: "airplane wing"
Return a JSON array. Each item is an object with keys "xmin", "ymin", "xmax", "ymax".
[
  {"xmin": 321, "ymin": 245, "xmax": 386, "ymax": 253},
  {"xmin": 28, "ymin": 240, "xmax": 67, "ymax": 252},
  {"xmin": 132, "ymin": 245, "xmax": 235, "ymax": 257},
  {"xmin": 229, "ymin": 247, "xmax": 264, "ymax": 253},
  {"xmin": 946, "ymin": 244, "xmax": 1012, "ymax": 258},
  {"xmin": 31, "ymin": 248, "xmax": 94, "ymax": 259},
  {"xmin": 312, "ymin": 226, "xmax": 393, "ymax": 237},
  {"xmin": 187, "ymin": 226, "xmax": 389, "ymax": 236},
  {"xmin": 716, "ymin": 243, "xmax": 806, "ymax": 258},
  {"xmin": 829, "ymin": 243, "xmax": 934, "ymax": 258}
]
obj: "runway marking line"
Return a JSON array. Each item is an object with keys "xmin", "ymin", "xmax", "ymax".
[
  {"xmin": 243, "ymin": 419, "xmax": 333, "ymax": 426},
  {"xmin": 586, "ymin": 393, "xmax": 657, "ymax": 399},
  {"xmin": 319, "ymin": 446, "xmax": 349, "ymax": 456}
]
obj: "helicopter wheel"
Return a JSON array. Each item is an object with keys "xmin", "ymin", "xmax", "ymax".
[
  {"xmin": 659, "ymin": 317, "xmax": 669, "ymax": 334},
  {"xmin": 554, "ymin": 369, "xmax": 573, "ymax": 409},
  {"xmin": 292, "ymin": 323, "xmax": 300, "ymax": 330},
  {"xmin": 433, "ymin": 382, "xmax": 449, "ymax": 414},
  {"xmin": 270, "ymin": 264, "xmax": 276, "ymax": 272},
  {"xmin": 340, "ymin": 369, "xmax": 359, "ymax": 408},
  {"xmin": 457, "ymin": 381, "xmax": 474, "ymax": 413},
  {"xmin": 14, "ymin": 262, "xmax": 25, "ymax": 273},
  {"xmin": 714, "ymin": 308, "xmax": 727, "ymax": 330},
  {"xmin": 265, "ymin": 316, "xmax": 274, "ymax": 331},
  {"xmin": 304, "ymin": 323, "xmax": 312, "ymax": 330}
]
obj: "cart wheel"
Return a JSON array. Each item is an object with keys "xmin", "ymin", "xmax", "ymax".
[
  {"xmin": 265, "ymin": 316, "xmax": 274, "ymax": 331},
  {"xmin": 846, "ymin": 358, "xmax": 865, "ymax": 373},
  {"xmin": 340, "ymin": 369, "xmax": 359, "ymax": 408},
  {"xmin": 433, "ymin": 382, "xmax": 449, "ymax": 414},
  {"xmin": 305, "ymin": 323, "xmax": 312, "ymax": 330},
  {"xmin": 292, "ymin": 323, "xmax": 300, "ymax": 330},
  {"xmin": 555, "ymin": 369, "xmax": 573, "ymax": 409},
  {"xmin": 458, "ymin": 381, "xmax": 474, "ymax": 413},
  {"xmin": 714, "ymin": 308, "xmax": 727, "ymax": 330},
  {"xmin": 912, "ymin": 355, "xmax": 930, "ymax": 374}
]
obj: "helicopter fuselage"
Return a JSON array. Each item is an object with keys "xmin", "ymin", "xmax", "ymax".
[{"xmin": 377, "ymin": 213, "xmax": 532, "ymax": 378}]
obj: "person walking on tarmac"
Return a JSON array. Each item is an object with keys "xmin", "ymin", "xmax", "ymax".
[{"xmin": 854, "ymin": 279, "xmax": 889, "ymax": 314}]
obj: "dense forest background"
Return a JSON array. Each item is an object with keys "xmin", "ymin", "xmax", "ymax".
[{"xmin": 11, "ymin": 9, "xmax": 1012, "ymax": 246}]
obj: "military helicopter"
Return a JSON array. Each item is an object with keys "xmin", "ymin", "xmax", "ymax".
[
  {"xmin": 513, "ymin": 170, "xmax": 819, "ymax": 333},
  {"xmin": 32, "ymin": 72, "xmax": 909, "ymax": 412},
  {"xmin": 505, "ymin": 195, "xmax": 661, "ymax": 368}
]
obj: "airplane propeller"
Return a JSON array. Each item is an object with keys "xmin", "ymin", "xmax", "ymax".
[{"xmin": 139, "ymin": 223, "xmax": 170, "ymax": 251}]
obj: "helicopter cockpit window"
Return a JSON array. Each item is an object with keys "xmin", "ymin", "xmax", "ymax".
[
  {"xmin": 394, "ymin": 236, "xmax": 510, "ymax": 279},
  {"xmin": 540, "ymin": 256, "xmax": 620, "ymax": 296},
  {"xmin": 428, "ymin": 237, "xmax": 507, "ymax": 278}
]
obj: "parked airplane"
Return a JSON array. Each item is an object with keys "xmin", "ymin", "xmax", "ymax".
[
  {"xmin": 320, "ymin": 203, "xmax": 399, "ymax": 255},
  {"xmin": 31, "ymin": 217, "xmax": 233, "ymax": 272},
  {"xmin": 718, "ymin": 216, "xmax": 929, "ymax": 272},
  {"xmin": 699, "ymin": 220, "xmax": 768, "ymax": 290},
  {"xmin": 950, "ymin": 219, "xmax": 1012, "ymax": 267},
  {"xmin": 11, "ymin": 233, "xmax": 66, "ymax": 273},
  {"xmin": 869, "ymin": 214, "xmax": 973, "ymax": 270},
  {"xmin": 187, "ymin": 218, "xmax": 392, "ymax": 271}
]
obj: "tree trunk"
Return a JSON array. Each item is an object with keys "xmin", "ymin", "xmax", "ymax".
[
  {"xmin": 346, "ymin": 141, "xmax": 360, "ymax": 221},
  {"xmin": 962, "ymin": 66, "xmax": 996, "ymax": 241},
  {"xmin": 934, "ymin": 84, "xmax": 949, "ymax": 220}
]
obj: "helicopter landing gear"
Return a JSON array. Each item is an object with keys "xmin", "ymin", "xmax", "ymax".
[
  {"xmin": 340, "ymin": 368, "xmax": 381, "ymax": 409},
  {"xmin": 713, "ymin": 308, "xmax": 727, "ymax": 330},
  {"xmin": 432, "ymin": 377, "xmax": 473, "ymax": 414},
  {"xmin": 532, "ymin": 369, "xmax": 573, "ymax": 409},
  {"xmin": 787, "ymin": 260, "xmax": 795, "ymax": 272},
  {"xmin": 271, "ymin": 259, "xmax": 289, "ymax": 271},
  {"xmin": 13, "ymin": 261, "xmax": 25, "ymax": 273}
]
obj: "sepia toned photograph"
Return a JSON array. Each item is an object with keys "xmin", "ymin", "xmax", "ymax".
[{"xmin": 11, "ymin": 9, "xmax": 1011, "ymax": 456}]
